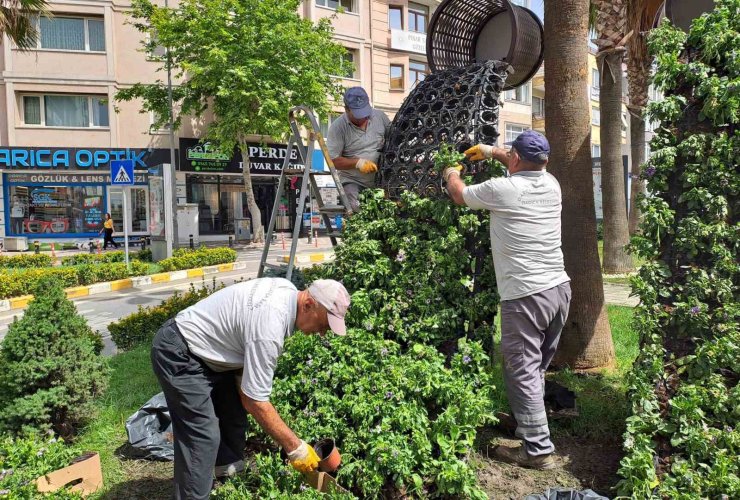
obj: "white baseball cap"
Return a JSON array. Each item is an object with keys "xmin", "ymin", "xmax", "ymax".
[{"xmin": 307, "ymin": 280, "xmax": 351, "ymax": 335}]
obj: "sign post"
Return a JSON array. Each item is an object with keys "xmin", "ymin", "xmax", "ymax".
[{"xmin": 110, "ymin": 160, "xmax": 135, "ymax": 268}]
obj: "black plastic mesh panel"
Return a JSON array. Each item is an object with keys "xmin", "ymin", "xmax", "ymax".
[{"xmin": 378, "ymin": 61, "xmax": 509, "ymax": 200}]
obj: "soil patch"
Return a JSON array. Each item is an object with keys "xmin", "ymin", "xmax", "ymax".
[
  {"xmin": 476, "ymin": 433, "xmax": 623, "ymax": 499},
  {"xmin": 100, "ymin": 460, "xmax": 173, "ymax": 499}
]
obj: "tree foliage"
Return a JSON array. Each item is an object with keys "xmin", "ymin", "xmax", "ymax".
[
  {"xmin": 618, "ymin": 1, "xmax": 740, "ymax": 496},
  {"xmin": 0, "ymin": 277, "xmax": 108, "ymax": 437}
]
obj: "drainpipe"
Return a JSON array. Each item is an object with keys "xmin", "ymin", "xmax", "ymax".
[{"xmin": 368, "ymin": 0, "xmax": 375, "ymax": 105}]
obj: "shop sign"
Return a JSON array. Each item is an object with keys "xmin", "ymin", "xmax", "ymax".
[
  {"xmin": 4, "ymin": 172, "xmax": 148, "ymax": 185},
  {"xmin": 390, "ymin": 29, "xmax": 427, "ymax": 54},
  {"xmin": 0, "ymin": 148, "xmax": 171, "ymax": 171},
  {"xmin": 179, "ymin": 138, "xmax": 305, "ymax": 175}
]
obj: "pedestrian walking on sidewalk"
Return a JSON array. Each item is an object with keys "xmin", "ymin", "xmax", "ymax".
[
  {"xmin": 99, "ymin": 213, "xmax": 119, "ymax": 249},
  {"xmin": 327, "ymin": 87, "xmax": 391, "ymax": 212},
  {"xmin": 151, "ymin": 277, "xmax": 351, "ymax": 498},
  {"xmin": 442, "ymin": 130, "xmax": 571, "ymax": 470}
]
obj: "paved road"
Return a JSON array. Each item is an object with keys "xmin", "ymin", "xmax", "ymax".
[{"xmin": 0, "ymin": 244, "xmax": 333, "ymax": 355}]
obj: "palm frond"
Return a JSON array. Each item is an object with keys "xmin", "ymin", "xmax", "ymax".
[{"xmin": 0, "ymin": 0, "xmax": 49, "ymax": 51}]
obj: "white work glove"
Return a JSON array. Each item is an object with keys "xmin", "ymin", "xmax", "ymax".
[
  {"xmin": 286, "ymin": 440, "xmax": 320, "ymax": 473},
  {"xmin": 355, "ymin": 158, "xmax": 378, "ymax": 174},
  {"xmin": 464, "ymin": 144, "xmax": 495, "ymax": 161},
  {"xmin": 442, "ymin": 164, "xmax": 463, "ymax": 182}
]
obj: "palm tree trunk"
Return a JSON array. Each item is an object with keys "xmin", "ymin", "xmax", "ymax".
[
  {"xmin": 599, "ymin": 50, "xmax": 634, "ymax": 273},
  {"xmin": 628, "ymin": 109, "xmax": 646, "ymax": 234},
  {"xmin": 239, "ymin": 146, "xmax": 264, "ymax": 243},
  {"xmin": 545, "ymin": 0, "xmax": 615, "ymax": 369}
]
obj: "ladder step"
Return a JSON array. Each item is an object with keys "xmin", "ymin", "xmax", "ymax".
[
  {"xmin": 283, "ymin": 169, "xmax": 332, "ymax": 175},
  {"xmin": 318, "ymin": 205, "xmax": 347, "ymax": 214}
]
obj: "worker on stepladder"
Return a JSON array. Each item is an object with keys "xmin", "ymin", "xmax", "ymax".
[
  {"xmin": 327, "ymin": 87, "xmax": 391, "ymax": 212},
  {"xmin": 150, "ymin": 278, "xmax": 351, "ymax": 498},
  {"xmin": 441, "ymin": 130, "xmax": 571, "ymax": 470}
]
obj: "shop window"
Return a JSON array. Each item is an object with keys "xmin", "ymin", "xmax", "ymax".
[
  {"xmin": 505, "ymin": 123, "xmax": 530, "ymax": 144},
  {"xmin": 409, "ymin": 61, "xmax": 428, "ymax": 88},
  {"xmin": 504, "ymin": 83, "xmax": 530, "ymax": 103},
  {"xmin": 389, "ymin": 5, "xmax": 403, "ymax": 30},
  {"xmin": 390, "ymin": 64, "xmax": 404, "ymax": 90},
  {"xmin": 408, "ymin": 3, "xmax": 428, "ymax": 33},
  {"xmin": 6, "ymin": 185, "xmax": 105, "ymax": 236},
  {"xmin": 21, "ymin": 94, "xmax": 109, "ymax": 128},
  {"xmin": 316, "ymin": 0, "xmax": 356, "ymax": 14},
  {"xmin": 36, "ymin": 15, "xmax": 105, "ymax": 52}
]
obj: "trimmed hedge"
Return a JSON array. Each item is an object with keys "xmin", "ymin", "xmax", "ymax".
[
  {"xmin": 0, "ymin": 261, "xmax": 150, "ymax": 299},
  {"xmin": 158, "ymin": 247, "xmax": 237, "ymax": 272},
  {"xmin": 61, "ymin": 249, "xmax": 151, "ymax": 266},
  {"xmin": 109, "ymin": 281, "xmax": 221, "ymax": 350},
  {"xmin": 0, "ymin": 254, "xmax": 53, "ymax": 269}
]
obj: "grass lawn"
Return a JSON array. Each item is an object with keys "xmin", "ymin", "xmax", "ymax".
[{"xmin": 77, "ymin": 306, "xmax": 637, "ymax": 497}]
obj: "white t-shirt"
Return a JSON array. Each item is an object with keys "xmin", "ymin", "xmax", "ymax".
[
  {"xmin": 175, "ymin": 278, "xmax": 297, "ymax": 401},
  {"xmin": 463, "ymin": 171, "xmax": 570, "ymax": 301}
]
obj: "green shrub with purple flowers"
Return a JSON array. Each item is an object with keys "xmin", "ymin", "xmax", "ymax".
[{"xmin": 617, "ymin": 2, "xmax": 740, "ymax": 497}]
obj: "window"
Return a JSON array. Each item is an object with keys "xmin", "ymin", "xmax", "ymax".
[
  {"xmin": 319, "ymin": 113, "xmax": 341, "ymax": 139},
  {"xmin": 622, "ymin": 111, "xmax": 629, "ymax": 133},
  {"xmin": 37, "ymin": 16, "xmax": 105, "ymax": 52},
  {"xmin": 316, "ymin": 0, "xmax": 356, "ymax": 14},
  {"xmin": 532, "ymin": 96, "xmax": 545, "ymax": 117},
  {"xmin": 22, "ymin": 94, "xmax": 109, "ymax": 128},
  {"xmin": 592, "ymin": 106, "xmax": 600, "ymax": 126},
  {"xmin": 505, "ymin": 123, "xmax": 530, "ymax": 144},
  {"xmin": 408, "ymin": 3, "xmax": 428, "ymax": 33},
  {"xmin": 150, "ymin": 110, "xmax": 172, "ymax": 133},
  {"xmin": 339, "ymin": 50, "xmax": 357, "ymax": 79},
  {"xmin": 6, "ymin": 184, "xmax": 105, "ymax": 236},
  {"xmin": 390, "ymin": 64, "xmax": 404, "ymax": 90},
  {"xmin": 592, "ymin": 68, "xmax": 600, "ymax": 89},
  {"xmin": 145, "ymin": 32, "xmax": 167, "ymax": 61},
  {"xmin": 592, "ymin": 144, "xmax": 601, "ymax": 158},
  {"xmin": 504, "ymin": 83, "xmax": 530, "ymax": 103},
  {"xmin": 389, "ymin": 5, "xmax": 403, "ymax": 29},
  {"xmin": 409, "ymin": 61, "xmax": 428, "ymax": 87}
]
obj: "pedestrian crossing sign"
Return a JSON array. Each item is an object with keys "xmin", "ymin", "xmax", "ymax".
[{"xmin": 110, "ymin": 160, "xmax": 135, "ymax": 185}]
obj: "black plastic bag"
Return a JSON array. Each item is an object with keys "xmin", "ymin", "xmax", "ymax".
[
  {"xmin": 525, "ymin": 488, "xmax": 608, "ymax": 500},
  {"xmin": 124, "ymin": 392, "xmax": 174, "ymax": 461}
]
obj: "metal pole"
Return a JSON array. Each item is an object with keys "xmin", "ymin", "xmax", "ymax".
[
  {"xmin": 123, "ymin": 188, "xmax": 130, "ymax": 268},
  {"xmin": 165, "ymin": 0, "xmax": 178, "ymax": 256}
]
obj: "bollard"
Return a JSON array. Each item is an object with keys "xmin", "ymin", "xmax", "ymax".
[
  {"xmin": 51, "ymin": 243, "xmax": 57, "ymax": 265},
  {"xmin": 34, "ymin": 241, "xmax": 40, "ymax": 254},
  {"xmin": 228, "ymin": 235, "xmax": 233, "ymax": 248},
  {"xmin": 189, "ymin": 235, "xmax": 194, "ymax": 250},
  {"xmin": 281, "ymin": 232, "xmax": 286, "ymax": 251},
  {"xmin": 89, "ymin": 239, "xmax": 95, "ymax": 254},
  {"xmin": 314, "ymin": 230, "xmax": 318, "ymax": 248}
]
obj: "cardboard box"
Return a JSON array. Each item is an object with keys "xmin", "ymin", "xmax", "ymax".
[
  {"xmin": 36, "ymin": 452, "xmax": 103, "ymax": 496},
  {"xmin": 303, "ymin": 471, "xmax": 349, "ymax": 493}
]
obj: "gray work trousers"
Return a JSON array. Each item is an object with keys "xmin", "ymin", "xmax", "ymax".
[
  {"xmin": 501, "ymin": 282, "xmax": 572, "ymax": 456},
  {"xmin": 151, "ymin": 319, "xmax": 248, "ymax": 499},
  {"xmin": 342, "ymin": 182, "xmax": 364, "ymax": 213}
]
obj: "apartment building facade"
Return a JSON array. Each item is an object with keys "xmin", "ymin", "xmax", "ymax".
[{"xmin": 0, "ymin": 0, "xmax": 545, "ymax": 242}]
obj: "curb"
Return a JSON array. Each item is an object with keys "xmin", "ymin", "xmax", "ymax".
[
  {"xmin": 4, "ymin": 261, "xmax": 242, "ymax": 312},
  {"xmin": 278, "ymin": 252, "xmax": 334, "ymax": 264}
]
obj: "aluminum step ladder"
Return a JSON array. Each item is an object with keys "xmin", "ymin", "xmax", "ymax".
[{"xmin": 258, "ymin": 106, "xmax": 352, "ymax": 281}]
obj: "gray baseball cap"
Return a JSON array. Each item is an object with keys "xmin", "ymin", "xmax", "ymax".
[{"xmin": 343, "ymin": 87, "xmax": 373, "ymax": 120}]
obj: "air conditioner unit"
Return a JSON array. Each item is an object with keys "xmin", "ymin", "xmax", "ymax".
[{"xmin": 3, "ymin": 236, "xmax": 29, "ymax": 252}]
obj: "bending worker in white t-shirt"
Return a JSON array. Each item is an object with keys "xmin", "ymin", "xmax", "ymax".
[
  {"xmin": 442, "ymin": 130, "xmax": 571, "ymax": 470},
  {"xmin": 151, "ymin": 278, "xmax": 350, "ymax": 499}
]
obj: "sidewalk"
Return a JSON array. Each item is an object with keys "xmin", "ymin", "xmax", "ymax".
[{"xmin": 603, "ymin": 282, "xmax": 638, "ymax": 307}]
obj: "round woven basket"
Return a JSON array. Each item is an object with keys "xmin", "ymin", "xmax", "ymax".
[{"xmin": 426, "ymin": 0, "xmax": 544, "ymax": 90}]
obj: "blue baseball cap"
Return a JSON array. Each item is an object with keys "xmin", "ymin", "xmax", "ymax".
[
  {"xmin": 505, "ymin": 130, "xmax": 550, "ymax": 164},
  {"xmin": 343, "ymin": 87, "xmax": 373, "ymax": 120}
]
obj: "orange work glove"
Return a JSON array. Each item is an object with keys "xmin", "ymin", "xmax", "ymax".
[{"xmin": 355, "ymin": 159, "xmax": 378, "ymax": 174}]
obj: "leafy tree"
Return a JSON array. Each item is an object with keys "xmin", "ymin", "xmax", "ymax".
[
  {"xmin": 116, "ymin": 0, "xmax": 347, "ymax": 242},
  {"xmin": 0, "ymin": 277, "xmax": 108, "ymax": 437},
  {"xmin": 545, "ymin": 0, "xmax": 616, "ymax": 368},
  {"xmin": 0, "ymin": 0, "xmax": 47, "ymax": 50},
  {"xmin": 619, "ymin": 1, "xmax": 739, "ymax": 495}
]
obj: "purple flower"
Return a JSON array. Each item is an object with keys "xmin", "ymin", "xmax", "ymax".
[
  {"xmin": 311, "ymin": 378, "xmax": 318, "ymax": 385},
  {"xmin": 690, "ymin": 306, "xmax": 700, "ymax": 315},
  {"xmin": 306, "ymin": 358, "xmax": 313, "ymax": 367},
  {"xmin": 462, "ymin": 355, "xmax": 472, "ymax": 364},
  {"xmin": 644, "ymin": 166, "xmax": 657, "ymax": 178},
  {"xmin": 385, "ymin": 391, "xmax": 394, "ymax": 399},
  {"xmin": 300, "ymin": 483, "xmax": 308, "ymax": 491},
  {"xmin": 396, "ymin": 251, "xmax": 406, "ymax": 262},
  {"xmin": 392, "ymin": 450, "xmax": 399, "ymax": 458},
  {"xmin": 380, "ymin": 348, "xmax": 389, "ymax": 357}
]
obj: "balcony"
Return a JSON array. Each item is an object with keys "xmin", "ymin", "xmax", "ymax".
[{"xmin": 390, "ymin": 29, "xmax": 427, "ymax": 55}]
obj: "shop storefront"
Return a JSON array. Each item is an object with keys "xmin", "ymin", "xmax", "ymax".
[
  {"xmin": 0, "ymin": 147, "xmax": 170, "ymax": 239},
  {"xmin": 179, "ymin": 138, "xmax": 315, "ymax": 235}
]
